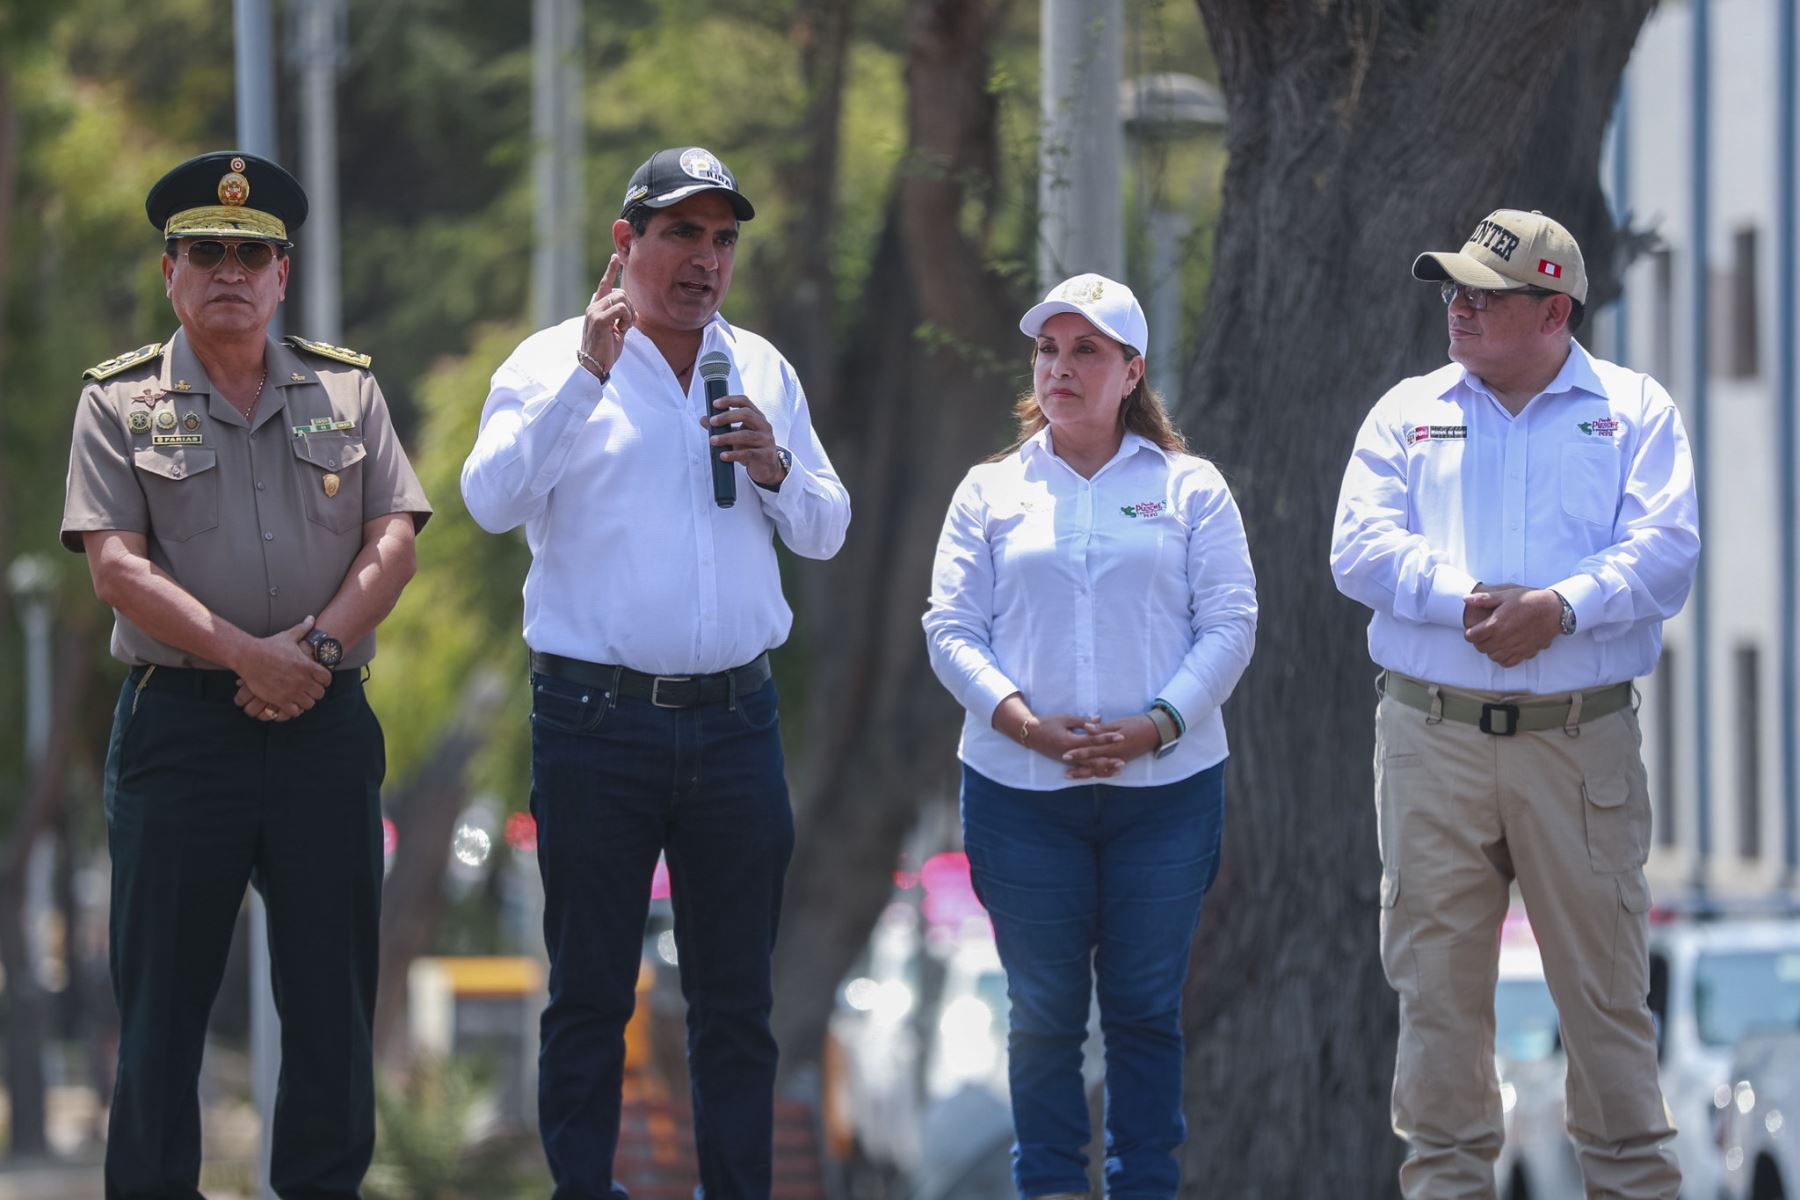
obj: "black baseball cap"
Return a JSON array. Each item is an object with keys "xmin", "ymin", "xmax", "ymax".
[
  {"xmin": 146, "ymin": 151, "xmax": 307, "ymax": 246},
  {"xmin": 620, "ymin": 146, "xmax": 755, "ymax": 221}
]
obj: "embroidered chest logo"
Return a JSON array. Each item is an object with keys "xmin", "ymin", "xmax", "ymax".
[
  {"xmin": 1119, "ymin": 501, "xmax": 1166, "ymax": 519},
  {"xmin": 1405, "ymin": 424, "xmax": 1468, "ymax": 446},
  {"xmin": 1577, "ymin": 418, "xmax": 1622, "ymax": 437}
]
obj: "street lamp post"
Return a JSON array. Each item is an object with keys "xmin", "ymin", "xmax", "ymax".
[{"xmin": 1121, "ymin": 73, "xmax": 1226, "ymax": 416}]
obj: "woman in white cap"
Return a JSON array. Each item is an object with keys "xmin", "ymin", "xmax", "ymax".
[{"xmin": 922, "ymin": 273, "xmax": 1257, "ymax": 1198}]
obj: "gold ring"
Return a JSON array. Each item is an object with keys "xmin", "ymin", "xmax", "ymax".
[{"xmin": 262, "ymin": 706, "xmax": 277, "ymax": 718}]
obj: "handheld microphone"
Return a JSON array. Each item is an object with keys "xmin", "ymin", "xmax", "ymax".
[{"xmin": 698, "ymin": 351, "xmax": 736, "ymax": 508}]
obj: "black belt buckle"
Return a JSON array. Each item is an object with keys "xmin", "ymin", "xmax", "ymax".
[
  {"xmin": 1480, "ymin": 702, "xmax": 1520, "ymax": 736},
  {"xmin": 650, "ymin": 675, "xmax": 695, "ymax": 708}
]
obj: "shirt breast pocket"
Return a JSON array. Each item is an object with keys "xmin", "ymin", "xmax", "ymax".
[
  {"xmin": 291, "ymin": 434, "xmax": 367, "ymax": 533},
  {"xmin": 1560, "ymin": 442, "xmax": 1619, "ymax": 527},
  {"xmin": 132, "ymin": 446, "xmax": 220, "ymax": 542}
]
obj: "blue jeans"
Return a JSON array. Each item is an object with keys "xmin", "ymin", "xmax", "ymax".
[
  {"xmin": 961, "ymin": 761, "xmax": 1225, "ymax": 1200},
  {"xmin": 530, "ymin": 671, "xmax": 794, "ymax": 1200}
]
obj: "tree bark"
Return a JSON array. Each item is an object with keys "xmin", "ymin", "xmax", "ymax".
[
  {"xmin": 371, "ymin": 669, "xmax": 509, "ymax": 1065},
  {"xmin": 774, "ymin": 0, "xmax": 1020, "ymax": 1082},
  {"xmin": 1179, "ymin": 2, "xmax": 1652, "ymax": 1193}
]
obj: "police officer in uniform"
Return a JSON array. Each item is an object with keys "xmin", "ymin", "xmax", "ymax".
[{"xmin": 61, "ymin": 151, "xmax": 430, "ymax": 1199}]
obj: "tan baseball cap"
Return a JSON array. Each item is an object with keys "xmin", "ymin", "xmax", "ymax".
[{"xmin": 1412, "ymin": 208, "xmax": 1587, "ymax": 304}]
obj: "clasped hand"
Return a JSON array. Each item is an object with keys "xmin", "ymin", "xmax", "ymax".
[
  {"xmin": 232, "ymin": 615, "xmax": 332, "ymax": 722},
  {"xmin": 1027, "ymin": 712, "xmax": 1162, "ymax": 780},
  {"xmin": 1462, "ymin": 583, "xmax": 1563, "ymax": 668}
]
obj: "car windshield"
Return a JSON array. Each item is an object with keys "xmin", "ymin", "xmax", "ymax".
[
  {"xmin": 1694, "ymin": 949, "xmax": 1800, "ymax": 1046},
  {"xmin": 1496, "ymin": 976, "xmax": 1559, "ymax": 1062}
]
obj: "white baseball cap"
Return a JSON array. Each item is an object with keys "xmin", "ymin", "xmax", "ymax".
[{"xmin": 1019, "ymin": 273, "xmax": 1150, "ymax": 359}]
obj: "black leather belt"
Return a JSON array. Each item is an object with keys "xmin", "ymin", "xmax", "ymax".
[
  {"xmin": 529, "ymin": 650, "xmax": 772, "ymax": 709},
  {"xmin": 127, "ymin": 664, "xmax": 364, "ymax": 703}
]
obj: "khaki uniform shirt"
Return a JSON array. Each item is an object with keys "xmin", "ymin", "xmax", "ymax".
[{"xmin": 61, "ymin": 328, "xmax": 431, "ymax": 669}]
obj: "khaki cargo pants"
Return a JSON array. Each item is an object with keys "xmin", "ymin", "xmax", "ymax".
[{"xmin": 1374, "ymin": 685, "xmax": 1679, "ymax": 1200}]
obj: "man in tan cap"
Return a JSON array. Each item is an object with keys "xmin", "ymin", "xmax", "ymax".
[
  {"xmin": 1330, "ymin": 208, "xmax": 1699, "ymax": 1198},
  {"xmin": 62, "ymin": 150, "xmax": 430, "ymax": 1198}
]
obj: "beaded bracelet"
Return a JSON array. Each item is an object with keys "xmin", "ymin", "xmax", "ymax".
[{"xmin": 1151, "ymin": 697, "xmax": 1186, "ymax": 738}]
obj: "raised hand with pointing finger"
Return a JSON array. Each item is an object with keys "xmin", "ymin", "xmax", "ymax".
[{"xmin": 578, "ymin": 252, "xmax": 634, "ymax": 380}]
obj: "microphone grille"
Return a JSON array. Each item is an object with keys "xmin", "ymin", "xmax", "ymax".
[{"xmin": 697, "ymin": 351, "xmax": 732, "ymax": 383}]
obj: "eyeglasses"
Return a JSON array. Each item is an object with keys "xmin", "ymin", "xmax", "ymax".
[
  {"xmin": 1440, "ymin": 281, "xmax": 1556, "ymax": 311},
  {"xmin": 181, "ymin": 240, "xmax": 279, "ymax": 273}
]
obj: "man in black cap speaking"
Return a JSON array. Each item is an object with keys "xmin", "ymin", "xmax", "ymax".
[
  {"xmin": 463, "ymin": 145, "xmax": 850, "ymax": 1197},
  {"xmin": 62, "ymin": 150, "xmax": 430, "ymax": 1198}
]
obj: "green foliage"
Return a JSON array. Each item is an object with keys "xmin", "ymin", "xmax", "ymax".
[{"xmin": 364, "ymin": 1056, "xmax": 546, "ymax": 1200}]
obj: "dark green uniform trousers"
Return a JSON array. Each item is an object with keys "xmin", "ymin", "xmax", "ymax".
[{"xmin": 103, "ymin": 665, "xmax": 384, "ymax": 1200}]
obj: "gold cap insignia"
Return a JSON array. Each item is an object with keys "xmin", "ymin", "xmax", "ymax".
[
  {"xmin": 322, "ymin": 473, "xmax": 341, "ymax": 498},
  {"xmin": 182, "ymin": 411, "xmax": 201, "ymax": 432},
  {"xmin": 155, "ymin": 409, "xmax": 176, "ymax": 430},
  {"xmin": 219, "ymin": 169, "xmax": 250, "ymax": 207},
  {"xmin": 128, "ymin": 411, "xmax": 151, "ymax": 433}
]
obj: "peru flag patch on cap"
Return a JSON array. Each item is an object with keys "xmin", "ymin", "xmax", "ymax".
[{"xmin": 1538, "ymin": 258, "xmax": 1563, "ymax": 278}]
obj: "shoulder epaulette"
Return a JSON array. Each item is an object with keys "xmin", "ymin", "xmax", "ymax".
[
  {"xmin": 284, "ymin": 335, "xmax": 372, "ymax": 368},
  {"xmin": 83, "ymin": 342, "xmax": 163, "ymax": 382}
]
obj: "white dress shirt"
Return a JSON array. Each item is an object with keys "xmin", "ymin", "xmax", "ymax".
[
  {"xmin": 462, "ymin": 313, "xmax": 850, "ymax": 674},
  {"xmin": 923, "ymin": 429, "xmax": 1258, "ymax": 790},
  {"xmin": 1330, "ymin": 340, "xmax": 1700, "ymax": 694}
]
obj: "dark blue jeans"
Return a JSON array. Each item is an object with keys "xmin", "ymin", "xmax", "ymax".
[
  {"xmin": 530, "ymin": 671, "xmax": 794, "ymax": 1200},
  {"xmin": 961, "ymin": 761, "xmax": 1225, "ymax": 1200}
]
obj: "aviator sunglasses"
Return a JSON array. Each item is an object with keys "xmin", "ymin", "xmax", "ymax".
[{"xmin": 180, "ymin": 239, "xmax": 280, "ymax": 273}]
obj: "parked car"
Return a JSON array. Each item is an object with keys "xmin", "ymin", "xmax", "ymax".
[
  {"xmin": 1494, "ymin": 907, "xmax": 1581, "ymax": 1200},
  {"xmin": 1718, "ymin": 1023, "xmax": 1800, "ymax": 1198},
  {"xmin": 1505, "ymin": 906, "xmax": 1800, "ymax": 1199}
]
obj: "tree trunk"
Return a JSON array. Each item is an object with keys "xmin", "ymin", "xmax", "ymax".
[
  {"xmin": 774, "ymin": 0, "xmax": 1020, "ymax": 1082},
  {"xmin": 0, "ymin": 628, "xmax": 92, "ymax": 1158},
  {"xmin": 371, "ymin": 670, "xmax": 509, "ymax": 1065},
  {"xmin": 1178, "ymin": 2, "xmax": 1651, "ymax": 1193},
  {"xmin": 762, "ymin": 0, "xmax": 851, "ymax": 417}
]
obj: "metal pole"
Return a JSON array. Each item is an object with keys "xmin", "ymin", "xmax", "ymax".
[
  {"xmin": 1610, "ymin": 82, "xmax": 1630, "ymax": 367},
  {"xmin": 1038, "ymin": 0, "xmax": 1124, "ymax": 287},
  {"xmin": 532, "ymin": 0, "xmax": 585, "ymax": 328},
  {"xmin": 232, "ymin": 1, "xmax": 282, "ymax": 1191},
  {"xmin": 296, "ymin": 0, "xmax": 344, "ymax": 342},
  {"xmin": 1778, "ymin": 0, "xmax": 1797, "ymax": 882},
  {"xmin": 1690, "ymin": 0, "xmax": 1713, "ymax": 893},
  {"xmin": 1147, "ymin": 208, "xmax": 1187, "ymax": 413}
]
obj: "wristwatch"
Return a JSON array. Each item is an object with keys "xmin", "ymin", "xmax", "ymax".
[
  {"xmin": 306, "ymin": 628, "xmax": 344, "ymax": 668},
  {"xmin": 1554, "ymin": 591, "xmax": 1577, "ymax": 636},
  {"xmin": 757, "ymin": 446, "xmax": 794, "ymax": 492}
]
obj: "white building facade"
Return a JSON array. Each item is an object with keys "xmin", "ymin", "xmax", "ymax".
[{"xmin": 1610, "ymin": 0, "xmax": 1798, "ymax": 894}]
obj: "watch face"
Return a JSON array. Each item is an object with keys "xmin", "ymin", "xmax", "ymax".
[{"xmin": 310, "ymin": 631, "xmax": 344, "ymax": 667}]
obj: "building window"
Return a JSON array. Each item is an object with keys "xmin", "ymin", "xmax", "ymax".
[
  {"xmin": 1730, "ymin": 225, "xmax": 1759, "ymax": 379},
  {"xmin": 1656, "ymin": 647, "xmax": 1677, "ymax": 848},
  {"xmin": 1735, "ymin": 644, "xmax": 1762, "ymax": 859}
]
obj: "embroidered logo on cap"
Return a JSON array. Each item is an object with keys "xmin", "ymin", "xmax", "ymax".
[
  {"xmin": 679, "ymin": 148, "xmax": 732, "ymax": 187},
  {"xmin": 1056, "ymin": 277, "xmax": 1105, "ymax": 303}
]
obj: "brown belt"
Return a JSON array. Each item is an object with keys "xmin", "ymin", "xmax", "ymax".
[{"xmin": 1380, "ymin": 671, "xmax": 1632, "ymax": 736}]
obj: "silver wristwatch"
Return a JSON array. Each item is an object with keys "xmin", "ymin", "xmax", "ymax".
[{"xmin": 1554, "ymin": 590, "xmax": 1577, "ymax": 636}]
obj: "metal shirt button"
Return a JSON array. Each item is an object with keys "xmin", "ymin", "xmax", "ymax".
[
  {"xmin": 327, "ymin": 459, "xmax": 337, "ymax": 469},
  {"xmin": 268, "ymin": 587, "xmax": 277, "ymax": 596},
  {"xmin": 264, "ymin": 532, "xmax": 274, "ymax": 541}
]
